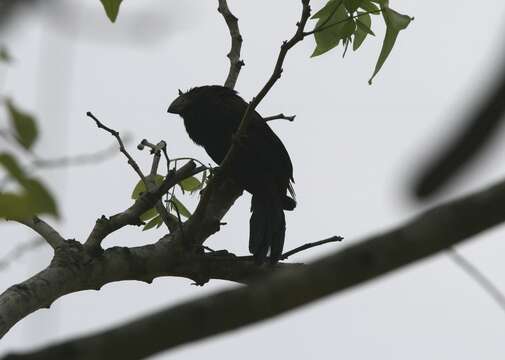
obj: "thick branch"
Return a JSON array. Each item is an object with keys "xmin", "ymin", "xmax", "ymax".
[
  {"xmin": 0, "ymin": 237, "xmax": 298, "ymax": 340},
  {"xmin": 16, "ymin": 217, "xmax": 65, "ymax": 249},
  {"xmin": 7, "ymin": 171, "xmax": 505, "ymax": 359},
  {"xmin": 218, "ymin": 0, "xmax": 243, "ymax": 89}
]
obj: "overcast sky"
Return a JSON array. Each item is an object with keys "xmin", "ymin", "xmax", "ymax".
[{"xmin": 1, "ymin": 0, "xmax": 505, "ymax": 359}]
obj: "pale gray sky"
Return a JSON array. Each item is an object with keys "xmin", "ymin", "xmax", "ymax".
[{"xmin": 1, "ymin": 1, "xmax": 505, "ymax": 359}]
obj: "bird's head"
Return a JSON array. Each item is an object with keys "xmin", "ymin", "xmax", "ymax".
[{"xmin": 167, "ymin": 89, "xmax": 193, "ymax": 116}]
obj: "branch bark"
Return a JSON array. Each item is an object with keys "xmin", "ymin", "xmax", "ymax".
[
  {"xmin": 0, "ymin": 235, "xmax": 300, "ymax": 339},
  {"xmin": 218, "ymin": 0, "xmax": 243, "ymax": 89},
  {"xmin": 16, "ymin": 217, "xmax": 65, "ymax": 249},
  {"xmin": 7, "ymin": 171, "xmax": 505, "ymax": 359}
]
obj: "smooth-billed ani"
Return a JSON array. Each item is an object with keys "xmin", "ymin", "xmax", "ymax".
[{"xmin": 167, "ymin": 85, "xmax": 295, "ymax": 263}]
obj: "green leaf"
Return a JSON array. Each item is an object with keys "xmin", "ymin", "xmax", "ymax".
[
  {"xmin": 0, "ymin": 153, "xmax": 58, "ymax": 218},
  {"xmin": 359, "ymin": 0, "xmax": 380, "ymax": 13},
  {"xmin": 0, "ymin": 193, "xmax": 32, "ymax": 219},
  {"xmin": 311, "ymin": 0, "xmax": 340, "ymax": 19},
  {"xmin": 311, "ymin": 2, "xmax": 355, "ymax": 57},
  {"xmin": 353, "ymin": 13, "xmax": 374, "ymax": 51},
  {"xmin": 131, "ymin": 175, "xmax": 164, "ymax": 200},
  {"xmin": 143, "ymin": 215, "xmax": 163, "ymax": 231},
  {"xmin": 179, "ymin": 176, "xmax": 202, "ymax": 193},
  {"xmin": 24, "ymin": 179, "xmax": 58, "ymax": 216},
  {"xmin": 140, "ymin": 207, "xmax": 157, "ymax": 222},
  {"xmin": 0, "ymin": 46, "xmax": 11, "ymax": 63},
  {"xmin": 170, "ymin": 196, "xmax": 191, "ymax": 218},
  {"xmin": 0, "ymin": 182, "xmax": 58, "ymax": 219},
  {"xmin": 0, "ymin": 153, "xmax": 26, "ymax": 182},
  {"xmin": 100, "ymin": 0, "xmax": 123, "ymax": 23},
  {"xmin": 6, "ymin": 99, "xmax": 38, "ymax": 150},
  {"xmin": 368, "ymin": 7, "xmax": 412, "ymax": 84},
  {"xmin": 344, "ymin": 0, "xmax": 362, "ymax": 13}
]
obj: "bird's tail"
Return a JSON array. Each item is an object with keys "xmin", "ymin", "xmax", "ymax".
[{"xmin": 249, "ymin": 195, "xmax": 286, "ymax": 264}]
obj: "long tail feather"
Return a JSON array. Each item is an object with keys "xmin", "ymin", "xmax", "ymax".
[{"xmin": 249, "ymin": 195, "xmax": 286, "ymax": 263}]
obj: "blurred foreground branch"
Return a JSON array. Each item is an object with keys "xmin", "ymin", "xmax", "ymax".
[{"xmin": 413, "ymin": 59, "xmax": 505, "ymax": 199}]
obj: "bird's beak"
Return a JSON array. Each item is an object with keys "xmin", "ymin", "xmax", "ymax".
[
  {"xmin": 167, "ymin": 96, "xmax": 185, "ymax": 114},
  {"xmin": 167, "ymin": 99, "xmax": 181, "ymax": 114}
]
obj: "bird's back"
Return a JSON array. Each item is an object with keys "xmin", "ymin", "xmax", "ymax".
[{"xmin": 181, "ymin": 85, "xmax": 294, "ymax": 202}]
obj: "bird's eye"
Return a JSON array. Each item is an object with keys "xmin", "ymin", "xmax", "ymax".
[{"xmin": 178, "ymin": 89, "xmax": 183, "ymax": 95}]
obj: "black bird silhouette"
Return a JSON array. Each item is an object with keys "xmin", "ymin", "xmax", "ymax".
[{"xmin": 167, "ymin": 85, "xmax": 295, "ymax": 263}]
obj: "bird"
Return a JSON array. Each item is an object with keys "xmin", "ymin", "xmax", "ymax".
[{"xmin": 167, "ymin": 85, "xmax": 295, "ymax": 263}]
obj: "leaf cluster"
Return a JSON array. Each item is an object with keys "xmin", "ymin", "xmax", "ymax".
[
  {"xmin": 310, "ymin": 0, "xmax": 412, "ymax": 83},
  {"xmin": 131, "ymin": 167, "xmax": 209, "ymax": 231},
  {"xmin": 0, "ymin": 100, "xmax": 57, "ymax": 219}
]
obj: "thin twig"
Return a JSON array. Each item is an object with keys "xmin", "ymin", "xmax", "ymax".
[
  {"xmin": 218, "ymin": 0, "xmax": 244, "ymax": 89},
  {"xmin": 86, "ymin": 111, "xmax": 146, "ymax": 183},
  {"xmin": 449, "ymin": 248, "xmax": 505, "ymax": 315},
  {"xmin": 16, "ymin": 217, "xmax": 65, "ymax": 249},
  {"xmin": 264, "ymin": 113, "xmax": 296, "ymax": 122},
  {"xmin": 170, "ymin": 157, "xmax": 208, "ymax": 169},
  {"xmin": 219, "ymin": 0, "xmax": 311, "ymax": 174},
  {"xmin": 139, "ymin": 140, "xmax": 179, "ymax": 232},
  {"xmin": 31, "ymin": 139, "xmax": 127, "ymax": 169},
  {"xmin": 280, "ymin": 235, "xmax": 343, "ymax": 260},
  {"xmin": 0, "ymin": 237, "xmax": 45, "ymax": 271}
]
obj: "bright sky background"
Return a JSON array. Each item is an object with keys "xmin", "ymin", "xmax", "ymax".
[{"xmin": 1, "ymin": 0, "xmax": 505, "ymax": 359}]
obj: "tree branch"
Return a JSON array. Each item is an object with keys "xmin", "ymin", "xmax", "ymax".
[
  {"xmin": 218, "ymin": 0, "xmax": 243, "ymax": 89},
  {"xmin": 412, "ymin": 59, "xmax": 505, "ymax": 199},
  {"xmin": 218, "ymin": 0, "xmax": 310, "ymax": 175},
  {"xmin": 8, "ymin": 170, "xmax": 505, "ymax": 359},
  {"xmin": 264, "ymin": 113, "xmax": 296, "ymax": 122},
  {"xmin": 448, "ymin": 248, "xmax": 505, "ymax": 314},
  {"xmin": 30, "ymin": 139, "xmax": 126, "ymax": 169},
  {"xmin": 86, "ymin": 111, "xmax": 146, "ymax": 183},
  {"xmin": 280, "ymin": 235, "xmax": 343, "ymax": 260},
  {"xmin": 138, "ymin": 139, "xmax": 180, "ymax": 232},
  {"xmin": 0, "ymin": 237, "xmax": 299, "ymax": 340},
  {"xmin": 84, "ymin": 161, "xmax": 198, "ymax": 250},
  {"xmin": 15, "ymin": 217, "xmax": 65, "ymax": 249}
]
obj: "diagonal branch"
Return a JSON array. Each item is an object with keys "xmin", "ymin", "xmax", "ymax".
[
  {"xmin": 218, "ymin": 0, "xmax": 311, "ymax": 175},
  {"xmin": 86, "ymin": 111, "xmax": 146, "ymax": 182},
  {"xmin": 8, "ymin": 170, "xmax": 505, "ymax": 359},
  {"xmin": 84, "ymin": 161, "xmax": 200, "ymax": 250},
  {"xmin": 16, "ymin": 216, "xmax": 65, "ymax": 249},
  {"xmin": 449, "ymin": 248, "xmax": 505, "ymax": 314},
  {"xmin": 218, "ymin": 0, "xmax": 244, "ymax": 89},
  {"xmin": 412, "ymin": 59, "xmax": 505, "ymax": 199}
]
